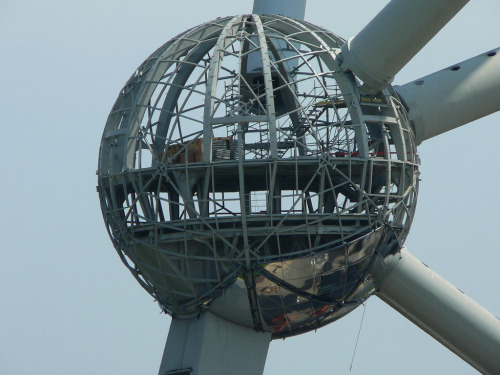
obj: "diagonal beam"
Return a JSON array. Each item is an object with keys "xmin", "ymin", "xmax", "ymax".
[
  {"xmin": 372, "ymin": 247, "xmax": 500, "ymax": 375},
  {"xmin": 396, "ymin": 47, "xmax": 500, "ymax": 145},
  {"xmin": 340, "ymin": 0, "xmax": 469, "ymax": 93}
]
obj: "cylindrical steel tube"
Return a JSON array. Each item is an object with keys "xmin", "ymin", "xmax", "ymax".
[
  {"xmin": 396, "ymin": 47, "xmax": 500, "ymax": 144},
  {"xmin": 252, "ymin": 0, "xmax": 306, "ymax": 20},
  {"xmin": 373, "ymin": 247, "xmax": 500, "ymax": 375},
  {"xmin": 341, "ymin": 0, "xmax": 469, "ymax": 93}
]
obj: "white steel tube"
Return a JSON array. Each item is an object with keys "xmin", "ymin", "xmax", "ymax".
[
  {"xmin": 252, "ymin": 0, "xmax": 306, "ymax": 20},
  {"xmin": 396, "ymin": 47, "xmax": 500, "ymax": 145},
  {"xmin": 340, "ymin": 0, "xmax": 469, "ymax": 93},
  {"xmin": 372, "ymin": 247, "xmax": 500, "ymax": 375}
]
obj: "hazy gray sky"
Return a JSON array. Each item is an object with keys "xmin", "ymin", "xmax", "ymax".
[{"xmin": 2, "ymin": 0, "xmax": 499, "ymax": 374}]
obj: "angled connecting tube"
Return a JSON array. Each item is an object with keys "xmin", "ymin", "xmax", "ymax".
[
  {"xmin": 372, "ymin": 248, "xmax": 500, "ymax": 375},
  {"xmin": 340, "ymin": 0, "xmax": 469, "ymax": 94},
  {"xmin": 396, "ymin": 47, "xmax": 500, "ymax": 145}
]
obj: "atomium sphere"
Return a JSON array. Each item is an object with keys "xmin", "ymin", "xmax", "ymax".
[{"xmin": 97, "ymin": 14, "xmax": 419, "ymax": 338}]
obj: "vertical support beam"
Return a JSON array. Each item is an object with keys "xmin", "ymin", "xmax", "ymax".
[
  {"xmin": 372, "ymin": 247, "xmax": 500, "ymax": 375},
  {"xmin": 158, "ymin": 312, "xmax": 271, "ymax": 375},
  {"xmin": 169, "ymin": 190, "xmax": 180, "ymax": 220},
  {"xmin": 236, "ymin": 125, "xmax": 251, "ymax": 268},
  {"xmin": 203, "ymin": 17, "xmax": 242, "ymax": 162},
  {"xmin": 254, "ymin": 15, "xmax": 278, "ymax": 158}
]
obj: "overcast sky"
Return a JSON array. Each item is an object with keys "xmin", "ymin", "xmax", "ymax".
[{"xmin": 2, "ymin": 1, "xmax": 500, "ymax": 374}]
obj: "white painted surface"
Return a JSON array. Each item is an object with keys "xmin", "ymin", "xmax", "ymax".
[
  {"xmin": 373, "ymin": 248, "xmax": 500, "ymax": 375},
  {"xmin": 341, "ymin": 0, "xmax": 469, "ymax": 93},
  {"xmin": 396, "ymin": 47, "xmax": 500, "ymax": 145}
]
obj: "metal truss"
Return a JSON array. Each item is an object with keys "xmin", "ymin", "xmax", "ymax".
[{"xmin": 98, "ymin": 14, "xmax": 419, "ymax": 335}]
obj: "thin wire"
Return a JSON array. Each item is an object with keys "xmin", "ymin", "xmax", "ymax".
[{"xmin": 349, "ymin": 301, "xmax": 367, "ymax": 372}]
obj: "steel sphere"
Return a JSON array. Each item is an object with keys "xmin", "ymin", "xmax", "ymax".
[{"xmin": 97, "ymin": 14, "xmax": 419, "ymax": 338}]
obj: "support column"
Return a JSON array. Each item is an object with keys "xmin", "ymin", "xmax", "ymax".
[
  {"xmin": 252, "ymin": 0, "xmax": 306, "ymax": 20},
  {"xmin": 158, "ymin": 312, "xmax": 271, "ymax": 375}
]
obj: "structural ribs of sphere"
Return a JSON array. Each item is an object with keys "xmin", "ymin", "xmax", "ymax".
[{"xmin": 97, "ymin": 14, "xmax": 419, "ymax": 338}]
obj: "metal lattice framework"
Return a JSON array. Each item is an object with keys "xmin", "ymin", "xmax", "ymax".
[{"xmin": 98, "ymin": 14, "xmax": 419, "ymax": 337}]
